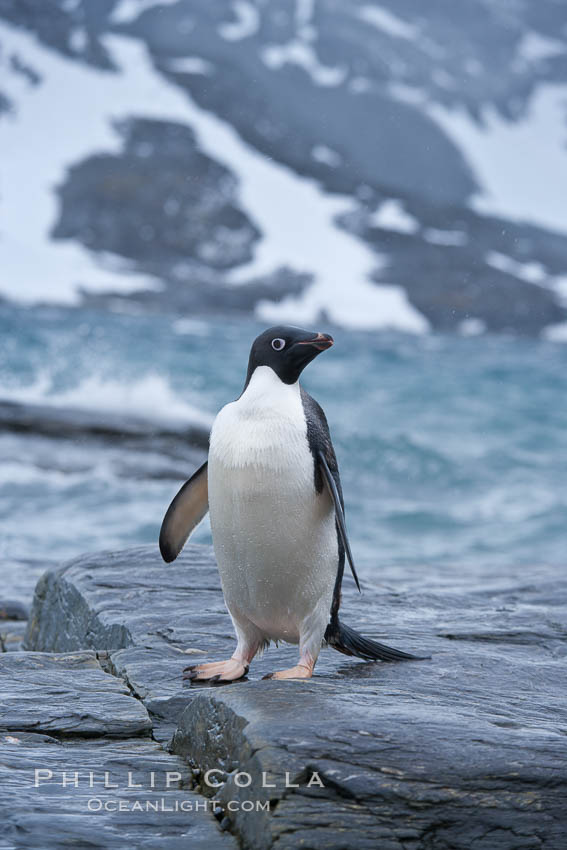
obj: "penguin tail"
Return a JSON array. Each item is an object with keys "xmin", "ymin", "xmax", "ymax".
[{"xmin": 324, "ymin": 619, "xmax": 428, "ymax": 662}]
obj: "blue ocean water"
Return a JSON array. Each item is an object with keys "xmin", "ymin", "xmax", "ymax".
[{"xmin": 1, "ymin": 301, "xmax": 566, "ymax": 594}]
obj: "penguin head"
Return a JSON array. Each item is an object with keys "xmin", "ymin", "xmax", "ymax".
[{"xmin": 245, "ymin": 325, "xmax": 334, "ymax": 386}]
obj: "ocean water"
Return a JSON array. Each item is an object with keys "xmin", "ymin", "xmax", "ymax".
[{"xmin": 1, "ymin": 301, "xmax": 566, "ymax": 598}]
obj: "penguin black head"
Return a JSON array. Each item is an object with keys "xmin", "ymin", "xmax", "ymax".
[{"xmin": 245, "ymin": 325, "xmax": 334, "ymax": 387}]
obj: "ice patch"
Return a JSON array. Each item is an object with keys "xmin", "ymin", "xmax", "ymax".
[
  {"xmin": 423, "ymin": 228, "xmax": 468, "ymax": 246},
  {"xmin": 358, "ymin": 6, "xmax": 417, "ymax": 41},
  {"xmin": 262, "ymin": 41, "xmax": 347, "ymax": 87},
  {"xmin": 257, "ymin": 278, "xmax": 427, "ymax": 334},
  {"xmin": 485, "ymin": 251, "xmax": 547, "ymax": 284},
  {"xmin": 164, "ymin": 56, "xmax": 214, "ymax": 75},
  {"xmin": 459, "ymin": 317, "xmax": 486, "ymax": 337},
  {"xmin": 218, "ymin": 1, "xmax": 260, "ymax": 42},
  {"xmin": 547, "ymin": 274, "xmax": 567, "ymax": 304},
  {"xmin": 388, "ymin": 82, "xmax": 426, "ymax": 106},
  {"xmin": 69, "ymin": 28, "xmax": 87, "ymax": 53},
  {"xmin": 371, "ymin": 200, "xmax": 419, "ymax": 234},
  {"xmin": 296, "ymin": 0, "xmax": 315, "ymax": 40},
  {"xmin": 517, "ymin": 32, "xmax": 565, "ymax": 63},
  {"xmin": 542, "ymin": 322, "xmax": 567, "ymax": 342},
  {"xmin": 432, "ymin": 69, "xmax": 456, "ymax": 90},
  {"xmin": 311, "ymin": 144, "xmax": 341, "ymax": 167},
  {"xmin": 428, "ymin": 86, "xmax": 567, "ymax": 235},
  {"xmin": 349, "ymin": 77, "xmax": 371, "ymax": 94},
  {"xmin": 110, "ymin": 0, "xmax": 180, "ymax": 25}
]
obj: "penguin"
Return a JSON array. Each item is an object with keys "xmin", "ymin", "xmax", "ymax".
[{"xmin": 159, "ymin": 325, "xmax": 423, "ymax": 681}]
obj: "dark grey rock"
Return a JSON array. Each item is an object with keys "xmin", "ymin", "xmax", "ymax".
[
  {"xmin": 49, "ymin": 115, "xmax": 312, "ymax": 317},
  {"xmin": 23, "ymin": 544, "xmax": 567, "ymax": 847},
  {"xmin": 80, "ymin": 265, "xmax": 311, "ymax": 319},
  {"xmin": 342, "ymin": 203, "xmax": 567, "ymax": 334},
  {"xmin": 0, "ymin": 650, "xmax": 152, "ymax": 737},
  {"xmin": 0, "ymin": 620, "xmax": 27, "ymax": 652},
  {"xmin": 0, "ymin": 599, "xmax": 28, "ymax": 620},
  {"xmin": 172, "ymin": 663, "xmax": 567, "ymax": 849},
  {"xmin": 0, "ymin": 398, "xmax": 208, "ymax": 492},
  {"xmin": 0, "ymin": 731, "xmax": 234, "ymax": 849},
  {"xmin": 0, "ymin": 397, "xmax": 210, "ymax": 451},
  {"xmin": 0, "ymin": 643, "xmax": 235, "ymax": 847},
  {"xmin": 0, "ymin": 0, "xmax": 116, "ymax": 69},
  {"xmin": 135, "ymin": 1, "xmax": 476, "ymax": 207},
  {"xmin": 52, "ymin": 118, "xmax": 260, "ymax": 272},
  {"xmin": 25, "ymin": 546, "xmax": 245, "ymax": 734}
]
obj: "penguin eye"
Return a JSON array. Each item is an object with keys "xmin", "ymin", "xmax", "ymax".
[{"xmin": 271, "ymin": 338, "xmax": 286, "ymax": 351}]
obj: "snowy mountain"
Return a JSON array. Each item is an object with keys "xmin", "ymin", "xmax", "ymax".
[{"xmin": 1, "ymin": 0, "xmax": 567, "ymax": 335}]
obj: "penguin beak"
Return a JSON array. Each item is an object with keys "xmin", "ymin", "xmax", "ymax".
[{"xmin": 296, "ymin": 332, "xmax": 334, "ymax": 351}]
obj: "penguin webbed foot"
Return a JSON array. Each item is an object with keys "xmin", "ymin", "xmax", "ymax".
[
  {"xmin": 262, "ymin": 662, "xmax": 313, "ymax": 681},
  {"xmin": 183, "ymin": 659, "xmax": 249, "ymax": 683}
]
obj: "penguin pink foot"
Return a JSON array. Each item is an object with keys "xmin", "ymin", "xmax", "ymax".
[
  {"xmin": 262, "ymin": 657, "xmax": 314, "ymax": 680},
  {"xmin": 184, "ymin": 659, "xmax": 248, "ymax": 682}
]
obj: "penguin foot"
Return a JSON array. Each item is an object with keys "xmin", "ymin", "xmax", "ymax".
[
  {"xmin": 262, "ymin": 663, "xmax": 313, "ymax": 680},
  {"xmin": 183, "ymin": 659, "xmax": 248, "ymax": 682}
]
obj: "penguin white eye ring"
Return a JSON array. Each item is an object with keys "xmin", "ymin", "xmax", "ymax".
[{"xmin": 159, "ymin": 324, "xmax": 428, "ymax": 682}]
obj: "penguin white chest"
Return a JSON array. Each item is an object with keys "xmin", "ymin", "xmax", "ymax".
[{"xmin": 207, "ymin": 367, "xmax": 337, "ymax": 643}]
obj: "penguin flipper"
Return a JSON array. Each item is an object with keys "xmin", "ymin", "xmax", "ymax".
[
  {"xmin": 318, "ymin": 450, "xmax": 361, "ymax": 592},
  {"xmin": 159, "ymin": 461, "xmax": 208, "ymax": 563}
]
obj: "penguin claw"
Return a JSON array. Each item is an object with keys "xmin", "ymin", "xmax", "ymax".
[
  {"xmin": 183, "ymin": 659, "xmax": 249, "ymax": 682},
  {"xmin": 261, "ymin": 673, "xmax": 274, "ymax": 680},
  {"xmin": 182, "ymin": 669, "xmax": 198, "ymax": 680}
]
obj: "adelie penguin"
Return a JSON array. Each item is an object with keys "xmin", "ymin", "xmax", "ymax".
[{"xmin": 159, "ymin": 326, "xmax": 424, "ymax": 681}]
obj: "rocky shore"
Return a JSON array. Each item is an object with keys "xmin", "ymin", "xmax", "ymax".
[{"xmin": 1, "ymin": 544, "xmax": 565, "ymax": 848}]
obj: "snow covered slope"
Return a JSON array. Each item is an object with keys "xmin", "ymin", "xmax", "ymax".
[{"xmin": 1, "ymin": 0, "xmax": 567, "ymax": 335}]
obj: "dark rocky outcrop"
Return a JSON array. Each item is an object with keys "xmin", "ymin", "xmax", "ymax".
[
  {"xmin": 0, "ymin": 397, "xmax": 210, "ymax": 450},
  {"xmin": 22, "ymin": 544, "xmax": 567, "ymax": 848},
  {"xmin": 0, "ymin": 397, "xmax": 208, "ymax": 493},
  {"xmin": 1, "ymin": 731, "xmax": 234, "ymax": 849},
  {"xmin": 0, "ymin": 648, "xmax": 234, "ymax": 847},
  {"xmin": 52, "ymin": 118, "xmax": 261, "ymax": 272},
  {"xmin": 1, "ymin": 650, "xmax": 152, "ymax": 737},
  {"xmin": 0, "ymin": 600, "xmax": 31, "ymax": 653}
]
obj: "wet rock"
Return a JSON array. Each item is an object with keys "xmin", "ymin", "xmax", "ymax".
[
  {"xmin": 25, "ymin": 546, "xmax": 241, "ymax": 738},
  {"xmin": 0, "ymin": 645, "xmax": 235, "ymax": 847},
  {"xmin": 0, "ymin": 650, "xmax": 152, "ymax": 737},
  {"xmin": 1, "ymin": 732, "xmax": 234, "ymax": 849},
  {"xmin": 0, "ymin": 397, "xmax": 208, "ymax": 492},
  {"xmin": 0, "ymin": 620, "xmax": 27, "ymax": 652},
  {"xmin": 0, "ymin": 397, "xmax": 210, "ymax": 451},
  {"xmin": 0, "ymin": 599, "xmax": 28, "ymax": 620},
  {"xmin": 172, "ymin": 660, "xmax": 566, "ymax": 849},
  {"xmin": 24, "ymin": 544, "xmax": 567, "ymax": 847}
]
